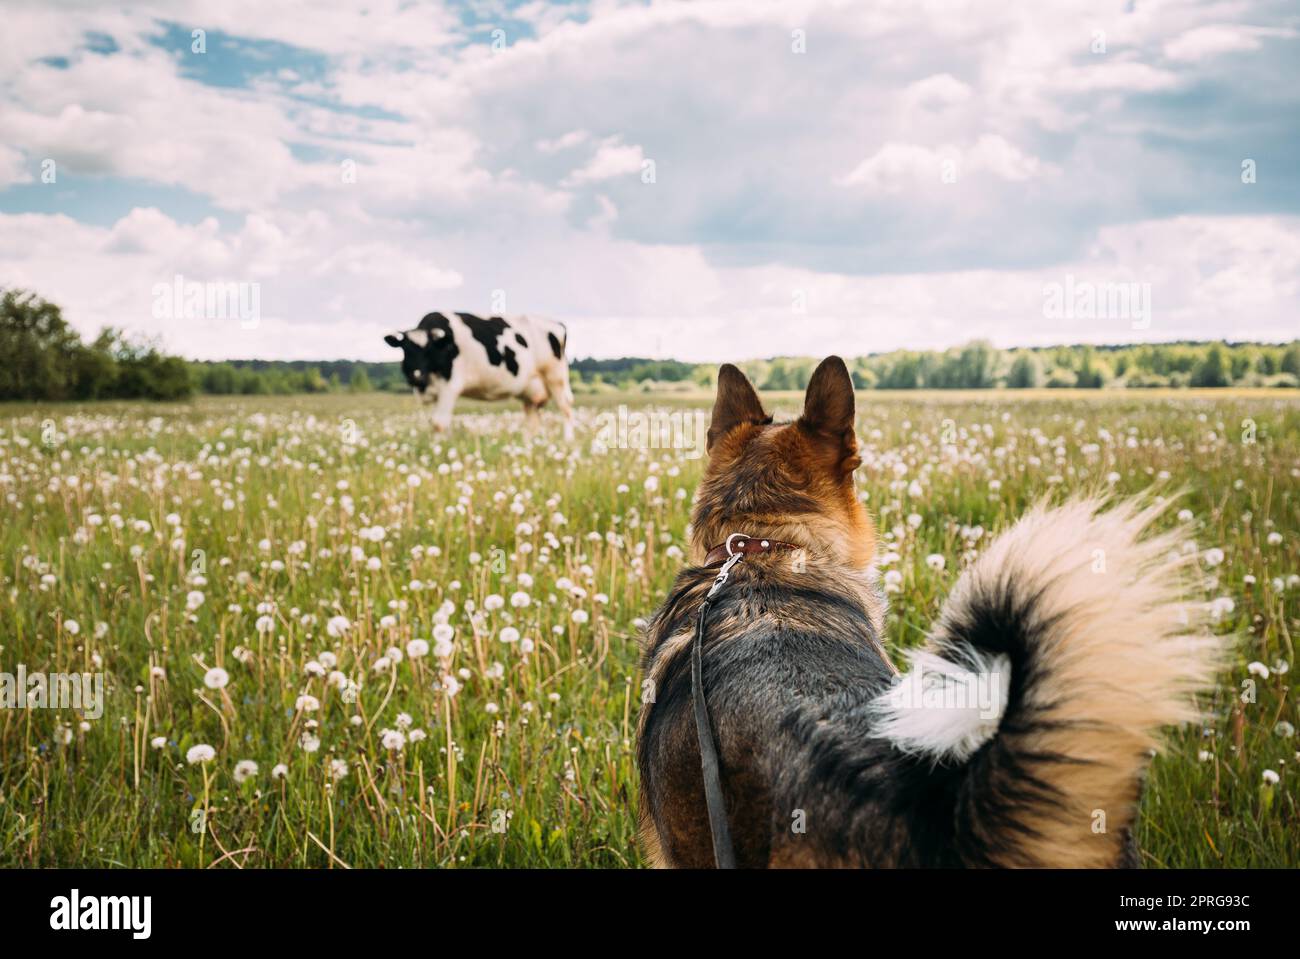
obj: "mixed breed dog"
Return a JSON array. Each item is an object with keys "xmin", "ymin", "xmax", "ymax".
[{"xmin": 386, "ymin": 317, "xmax": 1224, "ymax": 868}]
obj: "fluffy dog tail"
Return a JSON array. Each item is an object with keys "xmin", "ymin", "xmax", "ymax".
[{"xmin": 871, "ymin": 497, "xmax": 1225, "ymax": 867}]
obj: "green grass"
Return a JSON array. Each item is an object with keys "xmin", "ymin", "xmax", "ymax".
[{"xmin": 1, "ymin": 390, "xmax": 1297, "ymax": 867}]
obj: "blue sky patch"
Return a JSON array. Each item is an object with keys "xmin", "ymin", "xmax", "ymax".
[
  {"xmin": 149, "ymin": 21, "xmax": 331, "ymax": 91},
  {"xmin": 0, "ymin": 175, "xmax": 238, "ymax": 232},
  {"xmin": 83, "ymin": 31, "xmax": 120, "ymax": 55}
]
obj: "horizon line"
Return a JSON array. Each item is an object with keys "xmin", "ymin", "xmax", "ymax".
[{"xmin": 188, "ymin": 335, "xmax": 1300, "ymax": 366}]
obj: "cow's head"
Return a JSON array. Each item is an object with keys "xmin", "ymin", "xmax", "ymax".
[{"xmin": 385, "ymin": 314, "xmax": 458, "ymax": 392}]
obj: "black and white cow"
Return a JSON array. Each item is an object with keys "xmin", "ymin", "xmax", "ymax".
[{"xmin": 384, "ymin": 312, "xmax": 575, "ymax": 438}]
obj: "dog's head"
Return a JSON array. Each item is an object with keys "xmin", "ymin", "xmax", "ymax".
[{"xmin": 691, "ymin": 356, "xmax": 875, "ymax": 571}]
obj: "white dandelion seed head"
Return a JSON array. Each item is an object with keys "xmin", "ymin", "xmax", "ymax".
[{"xmin": 186, "ymin": 744, "xmax": 216, "ymax": 765}]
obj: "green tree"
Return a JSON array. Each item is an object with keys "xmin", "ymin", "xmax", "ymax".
[
  {"xmin": 199, "ymin": 362, "xmax": 238, "ymax": 394},
  {"xmin": 879, "ymin": 353, "xmax": 922, "ymax": 389},
  {"xmin": 240, "ymin": 369, "xmax": 270, "ymax": 394},
  {"xmin": 1230, "ymin": 351, "xmax": 1251, "ymax": 381},
  {"xmin": 956, "ymin": 340, "xmax": 998, "ymax": 388},
  {"xmin": 1281, "ymin": 343, "xmax": 1300, "ymax": 376},
  {"xmin": 1191, "ymin": 345, "xmax": 1230, "ymax": 388},
  {"xmin": 69, "ymin": 329, "xmax": 121, "ymax": 400},
  {"xmin": 1075, "ymin": 347, "xmax": 1104, "ymax": 389},
  {"xmin": 302, "ymin": 366, "xmax": 329, "ymax": 393},
  {"xmin": 1006, "ymin": 353, "xmax": 1039, "ymax": 389},
  {"xmin": 109, "ymin": 334, "xmax": 194, "ymax": 400},
  {"xmin": 0, "ymin": 289, "xmax": 81, "ymax": 400}
]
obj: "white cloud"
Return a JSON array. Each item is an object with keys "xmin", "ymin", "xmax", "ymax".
[
  {"xmin": 1164, "ymin": 24, "xmax": 1263, "ymax": 62},
  {"xmin": 838, "ymin": 135, "xmax": 1052, "ymax": 192},
  {"xmin": 0, "ymin": 0, "xmax": 1296, "ymax": 361},
  {"xmin": 0, "ymin": 143, "xmax": 31, "ymax": 188},
  {"xmin": 536, "ymin": 129, "xmax": 590, "ymax": 154},
  {"xmin": 3, "ymin": 207, "xmax": 1295, "ymax": 363},
  {"xmin": 2, "ymin": 54, "xmax": 315, "ymax": 209},
  {"xmin": 1052, "ymin": 60, "xmax": 1183, "ymax": 94},
  {"xmin": 563, "ymin": 137, "xmax": 645, "ymax": 185},
  {"xmin": 156, "ymin": 0, "xmax": 461, "ymax": 57},
  {"xmin": 838, "ymin": 142, "xmax": 952, "ymax": 193},
  {"xmin": 312, "ymin": 244, "xmax": 463, "ymax": 293},
  {"xmin": 904, "ymin": 73, "xmax": 973, "ymax": 110},
  {"xmin": 965, "ymin": 134, "xmax": 1052, "ymax": 182},
  {"xmin": 0, "ymin": 207, "xmax": 466, "ymax": 359}
]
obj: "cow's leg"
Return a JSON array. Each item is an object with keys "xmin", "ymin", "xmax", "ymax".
[
  {"xmin": 522, "ymin": 399, "xmax": 542, "ymax": 437},
  {"xmin": 519, "ymin": 377, "xmax": 547, "ymax": 439},
  {"xmin": 429, "ymin": 386, "xmax": 456, "ymax": 434},
  {"xmin": 524, "ymin": 375, "xmax": 548, "ymax": 405},
  {"xmin": 542, "ymin": 365, "xmax": 576, "ymax": 441}
]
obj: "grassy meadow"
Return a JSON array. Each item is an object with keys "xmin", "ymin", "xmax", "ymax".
[{"xmin": 1, "ymin": 388, "xmax": 1298, "ymax": 868}]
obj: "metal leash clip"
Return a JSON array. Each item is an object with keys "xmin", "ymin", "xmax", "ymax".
[
  {"xmin": 706, "ymin": 533, "xmax": 748, "ymax": 599},
  {"xmin": 707, "ymin": 552, "xmax": 743, "ymax": 599}
]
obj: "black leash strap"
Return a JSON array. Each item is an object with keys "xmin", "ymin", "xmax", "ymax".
[{"xmin": 691, "ymin": 553, "xmax": 742, "ymax": 869}]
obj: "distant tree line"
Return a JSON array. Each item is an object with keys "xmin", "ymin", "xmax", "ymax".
[
  {"xmin": 840, "ymin": 340, "xmax": 1300, "ymax": 391},
  {"xmin": 0, "ymin": 289, "xmax": 193, "ymax": 401},
  {"xmin": 189, "ymin": 359, "xmax": 400, "ymax": 395},
  {"xmin": 3, "ymin": 289, "xmax": 1297, "ymax": 402},
  {"xmin": 0, "ymin": 289, "xmax": 402, "ymax": 401},
  {"xmin": 575, "ymin": 340, "xmax": 1300, "ymax": 392}
]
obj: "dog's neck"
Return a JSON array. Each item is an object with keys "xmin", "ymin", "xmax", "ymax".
[
  {"xmin": 700, "ymin": 535, "xmax": 800, "ymax": 568},
  {"xmin": 690, "ymin": 514, "xmax": 869, "ymax": 571},
  {"xmin": 688, "ymin": 515, "xmax": 888, "ymax": 638}
]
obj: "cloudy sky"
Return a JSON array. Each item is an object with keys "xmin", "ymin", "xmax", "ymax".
[{"xmin": 0, "ymin": 0, "xmax": 1297, "ymax": 362}]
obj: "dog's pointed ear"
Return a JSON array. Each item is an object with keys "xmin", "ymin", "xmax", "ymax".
[
  {"xmin": 798, "ymin": 356, "xmax": 859, "ymax": 472},
  {"xmin": 708, "ymin": 364, "xmax": 768, "ymax": 452},
  {"xmin": 384, "ymin": 333, "xmax": 404, "ymax": 348}
]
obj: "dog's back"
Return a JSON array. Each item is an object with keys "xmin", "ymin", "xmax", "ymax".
[
  {"xmin": 637, "ymin": 358, "xmax": 1224, "ymax": 868},
  {"xmin": 639, "ymin": 557, "xmax": 895, "ymax": 867}
]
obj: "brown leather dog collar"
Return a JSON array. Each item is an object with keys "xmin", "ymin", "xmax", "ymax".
[{"xmin": 702, "ymin": 533, "xmax": 800, "ymax": 568}]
